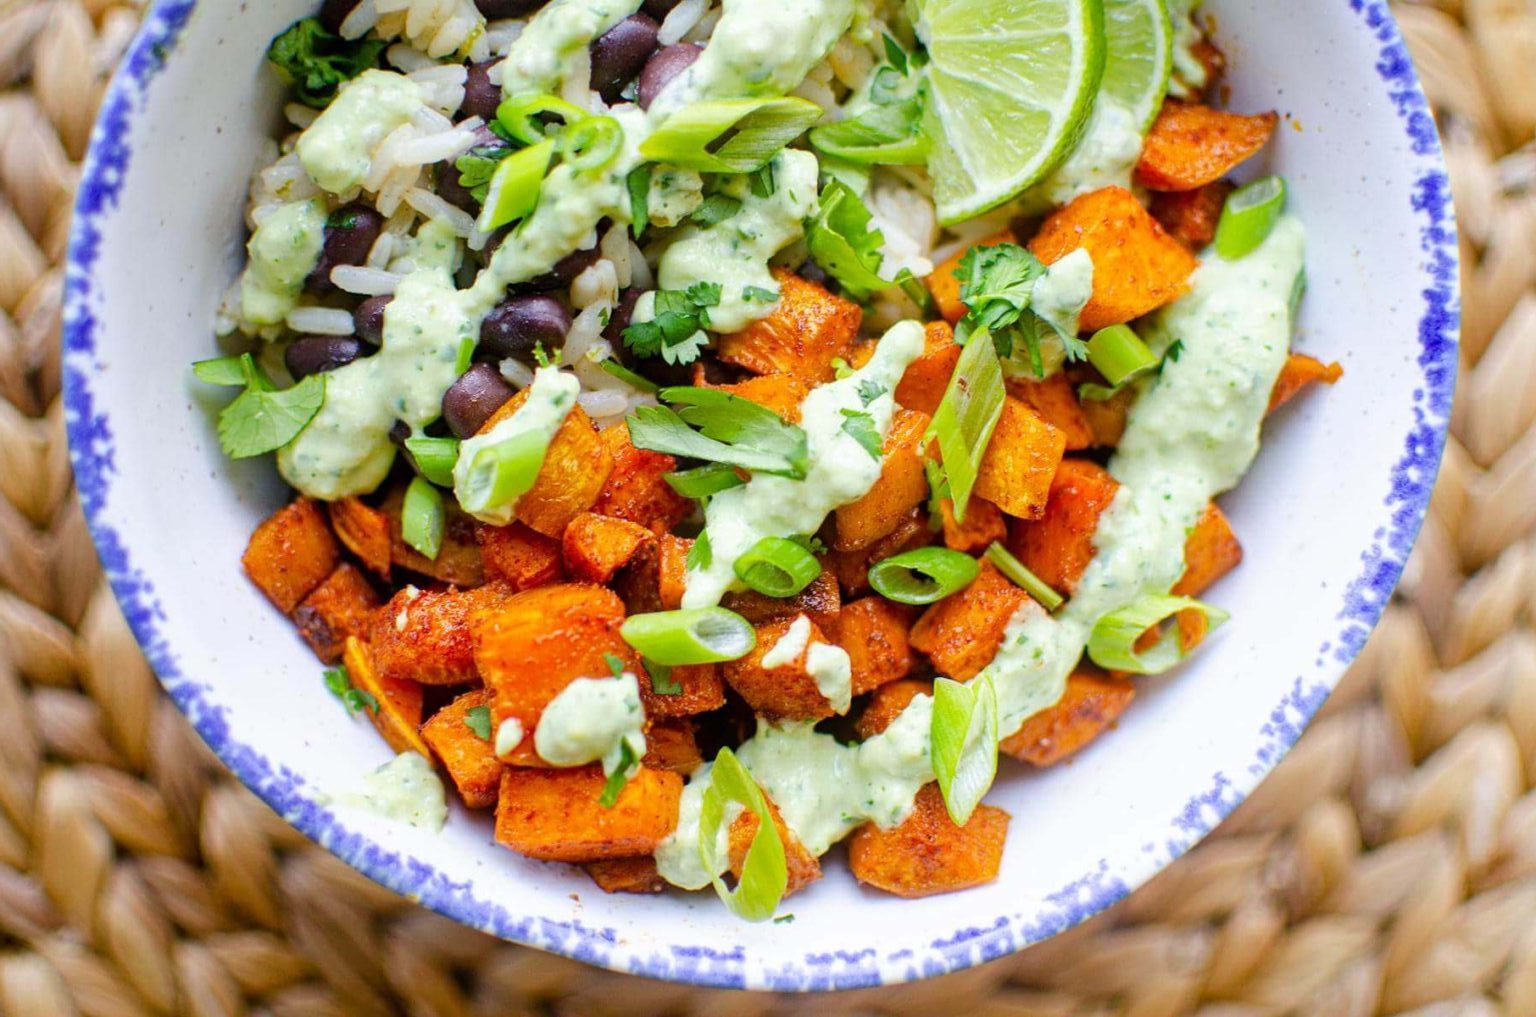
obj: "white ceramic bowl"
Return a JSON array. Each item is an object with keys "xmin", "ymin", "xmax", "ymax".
[{"xmin": 65, "ymin": 0, "xmax": 1459, "ymax": 990}]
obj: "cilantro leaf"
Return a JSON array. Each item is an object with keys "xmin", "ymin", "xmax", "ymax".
[
  {"xmin": 599, "ymin": 739, "xmax": 639, "ymax": 808},
  {"xmin": 628, "ymin": 393, "xmax": 809, "ymax": 478},
  {"xmin": 788, "ymin": 534, "xmax": 827, "ymax": 556},
  {"xmin": 604, "ymin": 652, "xmax": 626, "ymax": 678},
  {"xmin": 742, "ymin": 285, "xmax": 779, "ymax": 304},
  {"xmin": 840, "ymin": 409, "xmax": 883, "ymax": 460},
  {"xmin": 323, "ymin": 666, "xmax": 378, "ymax": 717},
  {"xmin": 749, "ymin": 163, "xmax": 776, "ymax": 198},
  {"xmin": 690, "ymin": 194, "xmax": 744, "ymax": 227},
  {"xmin": 267, "ymin": 17, "xmax": 386, "ymax": 109},
  {"xmin": 805, "ymin": 180, "xmax": 892, "ymax": 300},
  {"xmin": 627, "ymin": 164, "xmax": 652, "ymax": 237},
  {"xmin": 195, "ymin": 353, "xmax": 325, "ymax": 460},
  {"xmin": 464, "ymin": 705, "xmax": 492, "ymax": 740},
  {"xmin": 644, "ymin": 660, "xmax": 682, "ymax": 695},
  {"xmin": 622, "ymin": 286, "xmax": 722, "ymax": 366},
  {"xmin": 687, "ymin": 530, "xmax": 713, "ymax": 571},
  {"xmin": 1165, "ymin": 339, "xmax": 1184, "ymax": 363},
  {"xmin": 882, "ymin": 33, "xmax": 909, "ymax": 75},
  {"xmin": 955, "ymin": 242, "xmax": 1078, "ymax": 377},
  {"xmin": 857, "ymin": 379, "xmax": 887, "ymax": 406},
  {"xmin": 454, "ymin": 145, "xmax": 511, "ymax": 203}
]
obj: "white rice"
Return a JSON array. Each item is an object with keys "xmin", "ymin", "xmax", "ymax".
[
  {"xmin": 659, "ymin": 0, "xmax": 709, "ymax": 45},
  {"xmin": 683, "ymin": 6, "xmax": 721, "ymax": 43},
  {"xmin": 599, "ymin": 223, "xmax": 633, "ymax": 287},
  {"xmin": 563, "ymin": 302, "xmax": 612, "ymax": 366},
  {"xmin": 331, "ymin": 265, "xmax": 406, "ymax": 296},
  {"xmin": 286, "ymin": 306, "xmax": 358, "ymax": 336},
  {"xmin": 339, "ymin": 0, "xmax": 381, "ymax": 39},
  {"xmin": 483, "ymin": 19, "xmax": 526, "ymax": 57},
  {"xmin": 409, "ymin": 64, "xmax": 468, "ymax": 114},
  {"xmin": 284, "ymin": 103, "xmax": 320, "ymax": 130},
  {"xmin": 500, "ymin": 359, "xmax": 536, "ymax": 389},
  {"xmin": 404, "ymin": 187, "xmax": 477, "ymax": 238},
  {"xmin": 571, "ymin": 259, "xmax": 621, "ymax": 309},
  {"xmin": 827, "ymin": 36, "xmax": 873, "ymax": 91},
  {"xmin": 578, "ymin": 389, "xmax": 631, "ymax": 418},
  {"xmin": 387, "ymin": 42, "xmax": 438, "ymax": 73}
]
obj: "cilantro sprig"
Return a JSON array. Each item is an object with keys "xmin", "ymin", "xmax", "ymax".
[
  {"xmin": 628, "ymin": 387, "xmax": 810, "ymax": 479},
  {"xmin": 192, "ymin": 353, "xmax": 324, "ymax": 459},
  {"xmin": 323, "ymin": 665, "xmax": 378, "ymax": 717},
  {"xmin": 464, "ymin": 705, "xmax": 492, "ymax": 741},
  {"xmin": 955, "ymin": 242, "xmax": 1089, "ymax": 376},
  {"xmin": 805, "ymin": 180, "xmax": 891, "ymax": 300},
  {"xmin": 622, "ymin": 283, "xmax": 722, "ymax": 366},
  {"xmin": 454, "ymin": 145, "xmax": 512, "ymax": 204},
  {"xmin": 266, "ymin": 18, "xmax": 386, "ymax": 109}
]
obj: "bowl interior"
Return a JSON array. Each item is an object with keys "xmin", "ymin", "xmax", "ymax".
[{"xmin": 65, "ymin": 0, "xmax": 1456, "ymax": 990}]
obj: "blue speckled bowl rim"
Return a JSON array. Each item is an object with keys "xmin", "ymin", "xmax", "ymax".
[{"xmin": 62, "ymin": 0, "xmax": 1459, "ymax": 992}]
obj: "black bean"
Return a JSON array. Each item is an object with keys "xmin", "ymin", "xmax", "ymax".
[
  {"xmin": 638, "ymin": 43, "xmax": 701, "ymax": 109},
  {"xmin": 798, "ymin": 258, "xmax": 830, "ymax": 288},
  {"xmin": 319, "ymin": 0, "xmax": 361, "ymax": 34},
  {"xmin": 604, "ymin": 287, "xmax": 643, "ymax": 344},
  {"xmin": 641, "ymin": 0, "xmax": 682, "ymax": 19},
  {"xmin": 442, "ymin": 363, "xmax": 516, "ymax": 439},
  {"xmin": 481, "ymin": 295, "xmax": 572, "ymax": 362},
  {"xmin": 389, "ymin": 420, "xmax": 412, "ymax": 446},
  {"xmin": 474, "ymin": 0, "xmax": 545, "ymax": 17},
  {"xmin": 307, "ymin": 204, "xmax": 384, "ymax": 293},
  {"xmin": 354, "ymin": 295, "xmax": 391, "ymax": 344},
  {"xmin": 285, "ymin": 335, "xmax": 364, "ymax": 379},
  {"xmin": 461, "ymin": 60, "xmax": 501, "ymax": 121},
  {"xmin": 590, "ymin": 14, "xmax": 660, "ymax": 104},
  {"xmin": 512, "ymin": 245, "xmax": 602, "ymax": 292},
  {"xmin": 438, "ymin": 164, "xmax": 479, "ymax": 214}
]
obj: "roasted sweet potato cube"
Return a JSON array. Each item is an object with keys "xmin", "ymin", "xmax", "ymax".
[
  {"xmin": 494, "ymin": 765, "xmax": 681, "ymax": 862},
  {"xmin": 833, "ymin": 408, "xmax": 932, "ymax": 552},
  {"xmin": 370, "ymin": 583, "xmax": 509, "ymax": 686},
  {"xmin": 639, "ymin": 663, "xmax": 726, "ymax": 718},
  {"xmin": 421, "ymin": 689, "xmax": 502, "ymax": 808},
  {"xmin": 643, "ymin": 719, "xmax": 703, "ymax": 775},
  {"xmin": 377, "ymin": 483, "xmax": 484, "ymax": 587},
  {"xmin": 329, "ymin": 498, "xmax": 391, "ymax": 578},
  {"xmin": 1174, "ymin": 502, "xmax": 1242, "ymax": 597},
  {"xmin": 1151, "ymin": 181, "xmax": 1234, "ymax": 251},
  {"xmin": 939, "ymin": 495, "xmax": 1006, "ymax": 554},
  {"xmin": 562, "ymin": 512, "xmax": 655, "ymax": 584},
  {"xmin": 1029, "ymin": 186, "xmax": 1198, "ymax": 331},
  {"xmin": 716, "ymin": 269, "xmax": 861, "ymax": 383},
  {"xmin": 895, "ymin": 321, "xmax": 962, "ymax": 415},
  {"xmin": 584, "ymin": 856, "xmax": 667, "ymax": 894},
  {"xmin": 1136, "ymin": 102, "xmax": 1279, "ymax": 192},
  {"xmin": 847, "ymin": 784, "xmax": 1009, "ymax": 898},
  {"xmin": 999, "ymin": 672, "xmax": 1136, "ymax": 766},
  {"xmin": 974, "ymin": 397, "xmax": 1067, "ymax": 520},
  {"xmin": 829, "ymin": 507, "xmax": 934, "ymax": 598},
  {"xmin": 909, "ymin": 561, "xmax": 1033, "ymax": 681},
  {"xmin": 342, "ymin": 637, "xmax": 429, "ymax": 757},
  {"xmin": 657, "ymin": 535, "xmax": 692, "ymax": 610},
  {"xmin": 479, "ymin": 391, "xmax": 614, "ymax": 538},
  {"xmin": 1076, "ymin": 374, "xmax": 1135, "ymax": 447},
  {"xmin": 591, "ymin": 422, "xmax": 692, "ymax": 533},
  {"xmin": 243, "ymin": 499, "xmax": 339, "ymax": 613},
  {"xmin": 729, "ymin": 797, "xmax": 822, "ymax": 898},
  {"xmin": 925, "ymin": 230, "xmax": 1017, "ymax": 324},
  {"xmin": 1006, "ymin": 459, "xmax": 1121, "ymax": 594},
  {"xmin": 1268, "ymin": 353, "xmax": 1342, "ymax": 413},
  {"xmin": 856, "ymin": 678, "xmax": 933, "ymax": 740},
  {"xmin": 1007, "ymin": 374, "xmax": 1093, "ymax": 451},
  {"xmin": 838, "ymin": 597, "xmax": 915, "ymax": 696},
  {"xmin": 477, "ymin": 522, "xmax": 563, "ymax": 591},
  {"xmin": 293, "ymin": 563, "xmax": 380, "ymax": 663},
  {"xmin": 713, "ymin": 373, "xmax": 810, "ymax": 423},
  {"xmin": 723, "ymin": 615, "xmax": 842, "ymax": 720},
  {"xmin": 724, "ymin": 567, "xmax": 841, "ymax": 635}
]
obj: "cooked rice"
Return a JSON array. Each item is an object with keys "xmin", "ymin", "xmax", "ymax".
[
  {"xmin": 500, "ymin": 359, "xmax": 536, "ymax": 389},
  {"xmin": 659, "ymin": 0, "xmax": 709, "ymax": 45},
  {"xmin": 403, "ymin": 187, "xmax": 476, "ymax": 238},
  {"xmin": 331, "ymin": 265, "xmax": 406, "ymax": 296},
  {"xmin": 572, "ymin": 259, "xmax": 621, "ymax": 309},
  {"xmin": 286, "ymin": 306, "xmax": 358, "ymax": 336},
  {"xmin": 339, "ymin": 0, "xmax": 381, "ymax": 39}
]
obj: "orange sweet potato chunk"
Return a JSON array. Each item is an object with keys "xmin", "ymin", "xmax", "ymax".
[
  {"xmin": 834, "ymin": 408, "xmax": 933, "ymax": 552},
  {"xmin": 1268, "ymin": 353, "xmax": 1343, "ymax": 413},
  {"xmin": 974, "ymin": 397, "xmax": 1067, "ymax": 520},
  {"xmin": 716, "ymin": 269, "xmax": 861, "ymax": 383},
  {"xmin": 1174, "ymin": 502, "xmax": 1243, "ymax": 598},
  {"xmin": 476, "ymin": 522, "xmax": 564, "ymax": 591},
  {"xmin": 643, "ymin": 719, "xmax": 703, "ymax": 775},
  {"xmin": 562, "ymin": 512, "xmax": 655, "ymax": 584},
  {"xmin": 939, "ymin": 495, "xmax": 1006, "ymax": 555},
  {"xmin": 329, "ymin": 497, "xmax": 391, "ymax": 579},
  {"xmin": 378, "ymin": 484, "xmax": 484, "ymax": 587},
  {"xmin": 293, "ymin": 563, "xmax": 380, "ymax": 664},
  {"xmin": 243, "ymin": 499, "xmax": 339, "ymax": 613},
  {"xmin": 591, "ymin": 422, "xmax": 692, "ymax": 533},
  {"xmin": 1136, "ymin": 102, "xmax": 1279, "ymax": 192},
  {"xmin": 494, "ymin": 765, "xmax": 681, "ymax": 862},
  {"xmin": 723, "ymin": 615, "xmax": 841, "ymax": 720},
  {"xmin": 479, "ymin": 391, "xmax": 614, "ymax": 538},
  {"xmin": 847, "ymin": 784, "xmax": 1009, "ymax": 898},
  {"xmin": 828, "ymin": 508, "xmax": 934, "ymax": 598},
  {"xmin": 421, "ymin": 689, "xmax": 503, "ymax": 808},
  {"xmin": 895, "ymin": 321, "xmax": 962, "ymax": 415},
  {"xmin": 342, "ymin": 636, "xmax": 429, "ymax": 757},
  {"xmin": 584, "ymin": 856, "xmax": 667, "ymax": 894},
  {"xmin": 856, "ymin": 678, "xmax": 933, "ymax": 740},
  {"xmin": 656, "ymin": 535, "xmax": 692, "ymax": 610},
  {"xmin": 1000, "ymin": 672, "xmax": 1136, "ymax": 766},
  {"xmin": 712, "ymin": 373, "xmax": 810, "ymax": 424},
  {"xmin": 638, "ymin": 663, "xmax": 726, "ymax": 718},
  {"xmin": 729, "ymin": 797, "xmax": 822, "ymax": 898},
  {"xmin": 1029, "ymin": 186, "xmax": 1198, "ymax": 331},
  {"xmin": 1150, "ymin": 180, "xmax": 1234, "ymax": 251},
  {"xmin": 724, "ymin": 568, "xmax": 842, "ymax": 636},
  {"xmin": 370, "ymin": 583, "xmax": 510, "ymax": 686},
  {"xmin": 1007, "ymin": 374, "xmax": 1093, "ymax": 451},
  {"xmin": 837, "ymin": 597, "xmax": 915, "ymax": 697},
  {"xmin": 925, "ymin": 230, "xmax": 1018, "ymax": 324},
  {"xmin": 909, "ymin": 561, "xmax": 1033, "ymax": 681},
  {"xmin": 1077, "ymin": 377, "xmax": 1135, "ymax": 447},
  {"xmin": 1006, "ymin": 459, "xmax": 1120, "ymax": 594}
]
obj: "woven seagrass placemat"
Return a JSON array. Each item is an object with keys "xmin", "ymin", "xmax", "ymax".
[{"xmin": 2, "ymin": 1, "xmax": 1533, "ymax": 1013}]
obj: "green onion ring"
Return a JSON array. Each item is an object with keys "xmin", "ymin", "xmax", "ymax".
[
  {"xmin": 620, "ymin": 607, "xmax": 757, "ymax": 665},
  {"xmin": 733, "ymin": 536, "xmax": 821, "ymax": 598},
  {"xmin": 868, "ymin": 546, "xmax": 980, "ymax": 605}
]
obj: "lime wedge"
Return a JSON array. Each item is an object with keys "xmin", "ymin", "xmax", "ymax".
[
  {"xmin": 1101, "ymin": 0, "xmax": 1173, "ymax": 132},
  {"xmin": 918, "ymin": 0, "xmax": 1107, "ymax": 225}
]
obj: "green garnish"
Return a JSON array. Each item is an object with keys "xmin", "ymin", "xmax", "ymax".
[
  {"xmin": 464, "ymin": 705, "xmax": 492, "ymax": 741},
  {"xmin": 640, "ymin": 97, "xmax": 824, "ymax": 173},
  {"xmin": 930, "ymin": 675, "xmax": 1000, "ymax": 825},
  {"xmin": 742, "ymin": 285, "xmax": 780, "ymax": 304},
  {"xmin": 627, "ymin": 164, "xmax": 652, "ymax": 237},
  {"xmin": 323, "ymin": 665, "xmax": 379, "ymax": 717},
  {"xmin": 454, "ymin": 145, "xmax": 511, "ymax": 204},
  {"xmin": 401, "ymin": 476, "xmax": 444, "ymax": 560},
  {"xmin": 644, "ymin": 660, "xmax": 683, "ymax": 695},
  {"xmin": 403, "ymin": 436, "xmax": 460, "ymax": 487},
  {"xmin": 664, "ymin": 463, "xmax": 746, "ymax": 499},
  {"xmin": 621, "ymin": 608, "xmax": 757, "ymax": 665},
  {"xmin": 839, "ymin": 409, "xmax": 883, "ymax": 461},
  {"xmin": 266, "ymin": 18, "xmax": 386, "ymax": 109},
  {"xmin": 621, "ymin": 283, "xmax": 722, "ymax": 366},
  {"xmin": 628, "ymin": 387, "xmax": 810, "ymax": 479},
  {"xmin": 598, "ymin": 739, "xmax": 639, "ymax": 808},
  {"xmin": 698, "ymin": 747, "xmax": 788, "ymax": 921},
  {"xmin": 868, "ymin": 547, "xmax": 980, "ymax": 605},
  {"xmin": 733, "ymin": 536, "xmax": 821, "ymax": 598},
  {"xmin": 805, "ymin": 179, "xmax": 892, "ymax": 300},
  {"xmin": 954, "ymin": 242, "xmax": 1088, "ymax": 374},
  {"xmin": 927, "ymin": 329, "xmax": 1006, "ymax": 521},
  {"xmin": 690, "ymin": 194, "xmax": 744, "ymax": 227},
  {"xmin": 1087, "ymin": 594, "xmax": 1229, "ymax": 674},
  {"xmin": 191, "ymin": 353, "xmax": 325, "ymax": 460},
  {"xmin": 604, "ymin": 652, "xmax": 627, "ymax": 678},
  {"xmin": 687, "ymin": 530, "xmax": 713, "ymax": 571},
  {"xmin": 984, "ymin": 541, "xmax": 1064, "ymax": 612}
]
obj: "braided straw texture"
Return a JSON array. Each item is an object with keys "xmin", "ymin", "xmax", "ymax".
[{"xmin": 2, "ymin": 0, "xmax": 1533, "ymax": 1013}]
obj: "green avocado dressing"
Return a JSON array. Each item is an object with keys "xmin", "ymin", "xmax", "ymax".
[
  {"xmin": 298, "ymin": 70, "xmax": 423, "ymax": 195},
  {"xmin": 240, "ymin": 198, "xmax": 327, "ymax": 326},
  {"xmin": 333, "ymin": 751, "xmax": 449, "ymax": 831},
  {"xmin": 498, "ymin": 0, "xmax": 643, "ymax": 98}
]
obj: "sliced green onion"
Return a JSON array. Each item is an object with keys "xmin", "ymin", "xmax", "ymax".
[
  {"xmin": 401, "ymin": 475, "xmax": 444, "ymax": 560},
  {"xmin": 1085, "ymin": 324, "xmax": 1159, "ymax": 387},
  {"xmin": 928, "ymin": 328, "xmax": 1006, "ymax": 521},
  {"xmin": 620, "ymin": 607, "xmax": 756, "ymax": 665},
  {"xmin": 626, "ymin": 164, "xmax": 651, "ymax": 237},
  {"xmin": 453, "ymin": 335, "xmax": 475, "ymax": 374},
  {"xmin": 930, "ymin": 675, "xmax": 1000, "ymax": 825},
  {"xmin": 496, "ymin": 91, "xmax": 588, "ymax": 145},
  {"xmin": 598, "ymin": 358, "xmax": 660, "ymax": 394},
  {"xmin": 640, "ymin": 97, "xmax": 824, "ymax": 174},
  {"xmin": 698, "ymin": 747, "xmax": 787, "ymax": 922},
  {"xmin": 868, "ymin": 546, "xmax": 980, "ymax": 605},
  {"xmin": 808, "ymin": 99, "xmax": 929, "ymax": 166},
  {"xmin": 456, "ymin": 428, "xmax": 548, "ymax": 517},
  {"xmin": 984, "ymin": 542, "xmax": 1064, "ymax": 612},
  {"xmin": 475, "ymin": 138, "xmax": 554, "ymax": 234},
  {"xmin": 665, "ymin": 463, "xmax": 745, "ymax": 499},
  {"xmin": 733, "ymin": 536, "xmax": 821, "ymax": 598},
  {"xmin": 403, "ymin": 436, "xmax": 460, "ymax": 487},
  {"xmin": 559, "ymin": 115, "xmax": 624, "ymax": 172},
  {"xmin": 1086, "ymin": 594, "xmax": 1231, "ymax": 674},
  {"xmin": 598, "ymin": 738, "xmax": 639, "ymax": 808},
  {"xmin": 1215, "ymin": 176, "xmax": 1287, "ymax": 261}
]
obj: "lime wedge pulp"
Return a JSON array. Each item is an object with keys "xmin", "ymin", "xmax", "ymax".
[
  {"xmin": 1101, "ymin": 0, "xmax": 1173, "ymax": 132},
  {"xmin": 918, "ymin": 0, "xmax": 1108, "ymax": 225}
]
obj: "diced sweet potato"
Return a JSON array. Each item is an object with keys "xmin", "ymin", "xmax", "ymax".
[
  {"xmin": 421, "ymin": 689, "xmax": 502, "ymax": 808},
  {"xmin": 1150, "ymin": 181, "xmax": 1234, "ymax": 251},
  {"xmin": 1006, "ymin": 459, "xmax": 1120, "ymax": 594},
  {"xmin": 834, "ymin": 408, "xmax": 933, "ymax": 552},
  {"xmin": 591, "ymin": 422, "xmax": 692, "ymax": 533},
  {"xmin": 584, "ymin": 856, "xmax": 667, "ymax": 894},
  {"xmin": 657, "ymin": 535, "xmax": 692, "ymax": 610},
  {"xmin": 638, "ymin": 663, "xmax": 726, "ymax": 718},
  {"xmin": 1076, "ymin": 373, "xmax": 1135, "ymax": 447},
  {"xmin": 713, "ymin": 373, "xmax": 810, "ymax": 424},
  {"xmin": 856, "ymin": 678, "xmax": 933, "ymax": 740},
  {"xmin": 243, "ymin": 499, "xmax": 339, "ymax": 613},
  {"xmin": 370, "ymin": 583, "xmax": 509, "ymax": 686},
  {"xmin": 729, "ymin": 796, "xmax": 822, "ymax": 898},
  {"xmin": 909, "ymin": 561, "xmax": 1033, "ymax": 681},
  {"xmin": 562, "ymin": 512, "xmax": 655, "ymax": 584},
  {"xmin": 293, "ymin": 564, "xmax": 380, "ymax": 663},
  {"xmin": 328, "ymin": 498, "xmax": 391, "ymax": 578},
  {"xmin": 378, "ymin": 483, "xmax": 484, "ymax": 588},
  {"xmin": 643, "ymin": 719, "xmax": 703, "ymax": 775},
  {"xmin": 829, "ymin": 507, "xmax": 934, "ymax": 598},
  {"xmin": 477, "ymin": 522, "xmax": 564, "ymax": 591},
  {"xmin": 479, "ymin": 391, "xmax": 614, "ymax": 538},
  {"xmin": 1000, "ymin": 672, "xmax": 1136, "ymax": 766},
  {"xmin": 342, "ymin": 637, "xmax": 429, "ymax": 757},
  {"xmin": 723, "ymin": 615, "xmax": 841, "ymax": 720},
  {"xmin": 925, "ymin": 230, "xmax": 1017, "ymax": 324},
  {"xmin": 1174, "ymin": 502, "xmax": 1243, "ymax": 598},
  {"xmin": 837, "ymin": 597, "xmax": 914, "ymax": 696},
  {"xmin": 1135, "ymin": 102, "xmax": 1279, "ymax": 192},
  {"xmin": 847, "ymin": 784, "xmax": 1009, "ymax": 898},
  {"xmin": 939, "ymin": 495, "xmax": 1006, "ymax": 554},
  {"xmin": 1268, "ymin": 353, "xmax": 1342, "ymax": 413},
  {"xmin": 1029, "ymin": 186, "xmax": 1198, "ymax": 331},
  {"xmin": 494, "ymin": 765, "xmax": 681, "ymax": 862},
  {"xmin": 974, "ymin": 397, "xmax": 1067, "ymax": 520},
  {"xmin": 716, "ymin": 269, "xmax": 861, "ymax": 383},
  {"xmin": 1190, "ymin": 39, "xmax": 1227, "ymax": 97},
  {"xmin": 1006, "ymin": 374, "xmax": 1093, "ymax": 451},
  {"xmin": 724, "ymin": 567, "xmax": 841, "ymax": 636},
  {"xmin": 895, "ymin": 321, "xmax": 962, "ymax": 415}
]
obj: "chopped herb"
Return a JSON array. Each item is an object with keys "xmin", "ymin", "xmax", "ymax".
[
  {"xmin": 454, "ymin": 145, "xmax": 511, "ymax": 203},
  {"xmin": 599, "ymin": 740, "xmax": 639, "ymax": 808},
  {"xmin": 690, "ymin": 194, "xmax": 744, "ymax": 227},
  {"xmin": 687, "ymin": 530, "xmax": 713, "ymax": 571},
  {"xmin": 773, "ymin": 913, "xmax": 796, "ymax": 924},
  {"xmin": 665, "ymin": 462, "xmax": 746, "ymax": 499},
  {"xmin": 749, "ymin": 162, "xmax": 776, "ymax": 198},
  {"xmin": 882, "ymin": 32, "xmax": 909, "ymax": 74},
  {"xmin": 192, "ymin": 353, "xmax": 324, "ymax": 459},
  {"xmin": 830, "ymin": 357, "xmax": 855, "ymax": 380},
  {"xmin": 645, "ymin": 660, "xmax": 683, "ymax": 695},
  {"xmin": 857, "ymin": 379, "xmax": 887, "ymax": 406},
  {"xmin": 599, "ymin": 358, "xmax": 661, "ymax": 394},
  {"xmin": 532, "ymin": 342, "xmax": 552, "ymax": 368},
  {"xmin": 622, "ymin": 284, "xmax": 723, "ymax": 366},
  {"xmin": 464, "ymin": 705, "xmax": 492, "ymax": 740},
  {"xmin": 266, "ymin": 17, "xmax": 386, "ymax": 108},
  {"xmin": 953, "ymin": 242, "xmax": 1091, "ymax": 376},
  {"xmin": 805, "ymin": 180, "xmax": 891, "ymax": 300},
  {"xmin": 627, "ymin": 164, "xmax": 652, "ymax": 237},
  {"xmin": 1165, "ymin": 339, "xmax": 1184, "ymax": 363},
  {"xmin": 840, "ymin": 409, "xmax": 883, "ymax": 460},
  {"xmin": 742, "ymin": 285, "xmax": 779, "ymax": 304},
  {"xmin": 628, "ymin": 387, "xmax": 810, "ymax": 478},
  {"xmin": 323, "ymin": 665, "xmax": 378, "ymax": 717},
  {"xmin": 603, "ymin": 652, "xmax": 626, "ymax": 678},
  {"xmin": 788, "ymin": 534, "xmax": 827, "ymax": 556}
]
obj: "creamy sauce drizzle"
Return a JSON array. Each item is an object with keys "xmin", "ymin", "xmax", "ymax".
[
  {"xmin": 452, "ymin": 367, "xmax": 579, "ymax": 524},
  {"xmin": 333, "ymin": 751, "xmax": 449, "ymax": 831},
  {"xmin": 241, "ymin": 198, "xmax": 327, "ymax": 326},
  {"xmin": 534, "ymin": 673, "xmax": 646, "ymax": 773},
  {"xmin": 298, "ymin": 70, "xmax": 424, "ymax": 195}
]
